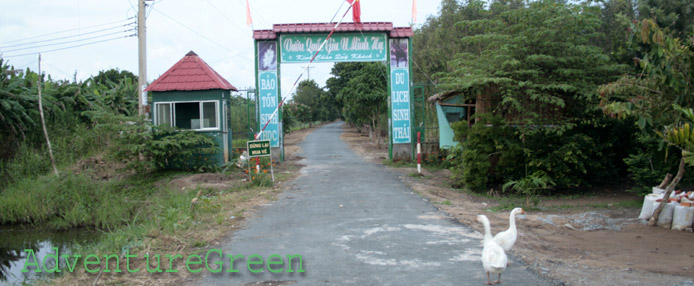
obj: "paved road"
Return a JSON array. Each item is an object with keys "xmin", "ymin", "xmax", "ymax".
[{"xmin": 198, "ymin": 122, "xmax": 551, "ymax": 286}]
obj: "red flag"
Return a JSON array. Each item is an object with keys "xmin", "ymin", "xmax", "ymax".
[
  {"xmin": 412, "ymin": 0, "xmax": 417, "ymax": 23},
  {"xmin": 346, "ymin": 0, "xmax": 361, "ymax": 23},
  {"xmin": 246, "ymin": 0, "xmax": 253, "ymax": 26}
]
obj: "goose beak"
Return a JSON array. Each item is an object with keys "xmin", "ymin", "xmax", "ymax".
[{"xmin": 520, "ymin": 209, "xmax": 526, "ymax": 214}]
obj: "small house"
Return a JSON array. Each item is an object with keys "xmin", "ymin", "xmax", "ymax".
[
  {"xmin": 145, "ymin": 51, "xmax": 238, "ymax": 166},
  {"xmin": 428, "ymin": 90, "xmax": 483, "ymax": 149}
]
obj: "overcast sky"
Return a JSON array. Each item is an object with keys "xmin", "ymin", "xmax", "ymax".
[{"xmin": 1, "ymin": 0, "xmax": 441, "ymax": 97}]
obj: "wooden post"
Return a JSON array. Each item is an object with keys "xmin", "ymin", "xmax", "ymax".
[
  {"xmin": 38, "ymin": 54, "xmax": 59, "ymax": 176},
  {"xmin": 649, "ymin": 157, "xmax": 686, "ymax": 226}
]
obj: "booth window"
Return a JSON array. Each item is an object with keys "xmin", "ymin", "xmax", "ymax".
[{"xmin": 154, "ymin": 101, "xmax": 219, "ymax": 130}]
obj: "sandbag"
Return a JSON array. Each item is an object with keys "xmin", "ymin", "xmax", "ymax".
[
  {"xmin": 656, "ymin": 202, "xmax": 677, "ymax": 228},
  {"xmin": 652, "ymin": 187, "xmax": 666, "ymax": 195},
  {"xmin": 672, "ymin": 205, "xmax": 694, "ymax": 231},
  {"xmin": 638, "ymin": 194, "xmax": 662, "ymax": 220}
]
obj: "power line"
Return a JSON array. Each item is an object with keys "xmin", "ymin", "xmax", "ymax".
[
  {"xmin": 150, "ymin": 6, "xmax": 235, "ymax": 53},
  {"xmin": 1, "ymin": 28, "xmax": 136, "ymax": 53},
  {"xmin": 3, "ymin": 34, "xmax": 136, "ymax": 58},
  {"xmin": 1, "ymin": 17, "xmax": 135, "ymax": 45},
  {"xmin": 204, "ymin": 0, "xmax": 253, "ymax": 39},
  {"xmin": 0, "ymin": 22, "xmax": 135, "ymax": 50}
]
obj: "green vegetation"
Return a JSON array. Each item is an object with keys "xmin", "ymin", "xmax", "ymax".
[
  {"xmin": 327, "ymin": 62, "xmax": 388, "ymax": 143},
  {"xmin": 416, "ymin": 0, "xmax": 693, "ymax": 196}
]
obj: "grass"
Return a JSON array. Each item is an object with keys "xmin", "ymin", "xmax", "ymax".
[
  {"xmin": 383, "ymin": 159, "xmax": 416, "ymax": 168},
  {"xmin": 42, "ymin": 162, "xmax": 299, "ymax": 285},
  {"xmin": 232, "ymin": 138, "xmax": 249, "ymax": 149},
  {"xmin": 289, "ymin": 121, "xmax": 322, "ymax": 132},
  {"xmin": 436, "ymin": 200, "xmax": 452, "ymax": 206}
]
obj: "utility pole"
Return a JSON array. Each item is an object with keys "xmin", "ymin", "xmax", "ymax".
[
  {"xmin": 304, "ymin": 65, "xmax": 314, "ymax": 81},
  {"xmin": 138, "ymin": 0, "xmax": 147, "ymax": 117}
]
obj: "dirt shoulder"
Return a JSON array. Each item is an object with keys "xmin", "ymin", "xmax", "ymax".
[{"xmin": 341, "ymin": 124, "xmax": 694, "ymax": 286}]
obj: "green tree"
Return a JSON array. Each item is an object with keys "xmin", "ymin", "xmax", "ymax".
[
  {"xmin": 638, "ymin": 0, "xmax": 694, "ymax": 36},
  {"xmin": 600, "ymin": 18, "xmax": 694, "ymax": 191},
  {"xmin": 437, "ymin": 1, "xmax": 629, "ymax": 191},
  {"xmin": 292, "ymin": 80, "xmax": 325, "ymax": 125}
]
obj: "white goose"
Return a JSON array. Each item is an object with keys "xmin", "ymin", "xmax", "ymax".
[
  {"xmin": 477, "ymin": 214, "xmax": 507, "ymax": 285},
  {"xmin": 493, "ymin": 207, "xmax": 525, "ymax": 251}
]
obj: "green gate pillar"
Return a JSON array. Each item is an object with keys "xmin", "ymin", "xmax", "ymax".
[{"xmin": 388, "ymin": 37, "xmax": 414, "ymax": 161}]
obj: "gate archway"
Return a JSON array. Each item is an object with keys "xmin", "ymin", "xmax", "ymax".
[{"xmin": 253, "ymin": 22, "xmax": 414, "ymax": 161}]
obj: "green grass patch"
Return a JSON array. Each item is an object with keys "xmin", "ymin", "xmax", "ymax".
[{"xmin": 383, "ymin": 159, "xmax": 416, "ymax": 168}]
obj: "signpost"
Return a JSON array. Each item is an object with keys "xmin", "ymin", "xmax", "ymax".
[{"xmin": 247, "ymin": 139, "xmax": 274, "ymax": 181}]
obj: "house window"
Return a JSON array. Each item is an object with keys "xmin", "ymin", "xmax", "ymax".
[
  {"xmin": 154, "ymin": 101, "xmax": 219, "ymax": 130},
  {"xmin": 156, "ymin": 103, "xmax": 172, "ymax": 127}
]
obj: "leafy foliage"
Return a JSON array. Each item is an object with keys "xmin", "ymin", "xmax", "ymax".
[
  {"xmin": 291, "ymin": 79, "xmax": 341, "ymax": 124},
  {"xmin": 600, "ymin": 18, "xmax": 694, "ymax": 192},
  {"xmin": 328, "ymin": 62, "xmax": 387, "ymax": 140},
  {"xmin": 94, "ymin": 112, "xmax": 219, "ymax": 172},
  {"xmin": 502, "ymin": 170, "xmax": 555, "ymax": 206},
  {"xmin": 429, "ymin": 1, "xmax": 630, "ymax": 193}
]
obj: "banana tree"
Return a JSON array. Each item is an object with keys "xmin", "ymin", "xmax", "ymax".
[{"xmin": 650, "ymin": 104, "xmax": 694, "ymax": 225}]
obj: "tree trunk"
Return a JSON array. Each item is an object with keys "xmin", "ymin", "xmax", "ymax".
[
  {"xmin": 37, "ymin": 55, "xmax": 59, "ymax": 176},
  {"xmin": 649, "ymin": 157, "xmax": 685, "ymax": 226},
  {"xmin": 657, "ymin": 173, "xmax": 673, "ymax": 189}
]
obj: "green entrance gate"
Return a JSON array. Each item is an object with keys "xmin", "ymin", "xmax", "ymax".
[{"xmin": 253, "ymin": 23, "xmax": 415, "ymax": 161}]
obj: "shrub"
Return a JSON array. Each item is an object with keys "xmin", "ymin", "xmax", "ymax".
[
  {"xmin": 93, "ymin": 112, "xmax": 219, "ymax": 172},
  {"xmin": 451, "ymin": 114, "xmax": 638, "ymax": 193}
]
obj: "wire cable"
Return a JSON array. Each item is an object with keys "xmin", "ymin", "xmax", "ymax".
[
  {"xmin": 3, "ymin": 34, "xmax": 136, "ymax": 58},
  {"xmin": 1, "ymin": 17, "xmax": 135, "ymax": 45},
  {"xmin": 1, "ymin": 22, "xmax": 135, "ymax": 50},
  {"xmin": 256, "ymin": 1, "xmax": 355, "ymax": 140},
  {"xmin": 1, "ymin": 28, "xmax": 136, "ymax": 53},
  {"xmin": 205, "ymin": 0, "xmax": 253, "ymax": 39},
  {"xmin": 151, "ymin": 6, "xmax": 235, "ymax": 53}
]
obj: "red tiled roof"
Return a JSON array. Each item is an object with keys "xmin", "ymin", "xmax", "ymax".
[
  {"xmin": 253, "ymin": 22, "xmax": 412, "ymax": 39},
  {"xmin": 390, "ymin": 27, "xmax": 413, "ymax": 38},
  {"xmin": 145, "ymin": 51, "xmax": 237, "ymax": 92}
]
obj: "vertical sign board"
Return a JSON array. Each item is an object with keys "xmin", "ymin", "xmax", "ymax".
[
  {"xmin": 257, "ymin": 41, "xmax": 280, "ymax": 147},
  {"xmin": 389, "ymin": 38, "xmax": 411, "ymax": 144}
]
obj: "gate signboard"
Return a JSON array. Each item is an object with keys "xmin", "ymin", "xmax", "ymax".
[{"xmin": 280, "ymin": 33, "xmax": 387, "ymax": 63}]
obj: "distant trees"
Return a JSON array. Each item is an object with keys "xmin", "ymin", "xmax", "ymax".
[
  {"xmin": 288, "ymin": 79, "xmax": 342, "ymax": 127},
  {"xmin": 326, "ymin": 62, "xmax": 387, "ymax": 141}
]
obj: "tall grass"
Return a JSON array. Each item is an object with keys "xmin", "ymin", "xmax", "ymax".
[{"xmin": 0, "ymin": 111, "xmax": 106, "ymax": 189}]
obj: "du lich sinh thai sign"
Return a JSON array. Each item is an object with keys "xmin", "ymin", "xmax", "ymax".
[{"xmin": 280, "ymin": 33, "xmax": 387, "ymax": 63}]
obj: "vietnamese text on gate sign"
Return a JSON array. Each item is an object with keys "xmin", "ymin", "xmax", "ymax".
[
  {"xmin": 280, "ymin": 33, "xmax": 387, "ymax": 63},
  {"xmin": 391, "ymin": 68, "xmax": 411, "ymax": 144}
]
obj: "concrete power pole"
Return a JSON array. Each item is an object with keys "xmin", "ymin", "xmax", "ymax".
[{"xmin": 138, "ymin": 0, "xmax": 147, "ymax": 117}]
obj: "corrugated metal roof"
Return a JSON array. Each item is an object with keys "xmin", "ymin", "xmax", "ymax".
[
  {"xmin": 253, "ymin": 22, "xmax": 411, "ymax": 40},
  {"xmin": 145, "ymin": 51, "xmax": 237, "ymax": 92}
]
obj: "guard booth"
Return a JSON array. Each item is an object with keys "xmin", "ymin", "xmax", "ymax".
[{"xmin": 146, "ymin": 51, "xmax": 238, "ymax": 166}]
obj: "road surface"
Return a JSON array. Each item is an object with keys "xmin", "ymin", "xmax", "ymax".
[{"xmin": 197, "ymin": 122, "xmax": 551, "ymax": 286}]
